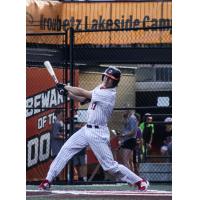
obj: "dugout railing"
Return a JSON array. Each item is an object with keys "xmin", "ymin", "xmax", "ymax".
[{"xmin": 26, "ymin": 25, "xmax": 172, "ymax": 184}]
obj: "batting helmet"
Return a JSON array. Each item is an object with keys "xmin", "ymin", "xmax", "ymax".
[{"xmin": 102, "ymin": 66, "xmax": 121, "ymax": 87}]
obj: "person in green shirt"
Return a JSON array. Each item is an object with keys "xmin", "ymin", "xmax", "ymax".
[{"xmin": 139, "ymin": 113, "xmax": 155, "ymax": 157}]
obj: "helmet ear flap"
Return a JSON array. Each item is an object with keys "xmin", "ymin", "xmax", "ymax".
[
  {"xmin": 102, "ymin": 74, "xmax": 105, "ymax": 81},
  {"xmin": 112, "ymin": 80, "xmax": 119, "ymax": 87}
]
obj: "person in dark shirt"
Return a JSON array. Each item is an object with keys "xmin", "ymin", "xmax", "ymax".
[
  {"xmin": 160, "ymin": 117, "xmax": 172, "ymax": 156},
  {"xmin": 72, "ymin": 122, "xmax": 87, "ymax": 182},
  {"xmin": 133, "ymin": 113, "xmax": 143, "ymax": 175},
  {"xmin": 118, "ymin": 109, "xmax": 137, "ymax": 171},
  {"xmin": 51, "ymin": 110, "xmax": 65, "ymax": 158}
]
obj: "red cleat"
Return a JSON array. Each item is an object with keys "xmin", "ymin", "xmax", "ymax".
[
  {"xmin": 38, "ymin": 179, "xmax": 51, "ymax": 190},
  {"xmin": 135, "ymin": 179, "xmax": 149, "ymax": 191}
]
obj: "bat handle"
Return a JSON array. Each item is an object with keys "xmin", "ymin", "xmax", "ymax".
[
  {"xmin": 55, "ymin": 78, "xmax": 58, "ymax": 84},
  {"xmin": 50, "ymin": 73, "xmax": 58, "ymax": 84}
]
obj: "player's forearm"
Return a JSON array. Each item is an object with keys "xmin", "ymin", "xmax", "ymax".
[{"xmin": 64, "ymin": 86, "xmax": 92, "ymax": 99}]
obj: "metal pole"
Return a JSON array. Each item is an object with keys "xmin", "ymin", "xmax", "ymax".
[
  {"xmin": 64, "ymin": 30, "xmax": 69, "ymax": 183},
  {"xmin": 69, "ymin": 27, "xmax": 75, "ymax": 141},
  {"xmin": 67, "ymin": 27, "xmax": 75, "ymax": 184}
]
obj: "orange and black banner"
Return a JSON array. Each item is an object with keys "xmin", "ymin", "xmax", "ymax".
[
  {"xmin": 26, "ymin": 0, "xmax": 172, "ymax": 44},
  {"xmin": 26, "ymin": 67, "xmax": 79, "ymax": 181}
]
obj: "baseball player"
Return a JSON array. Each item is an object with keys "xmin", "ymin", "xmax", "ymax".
[{"xmin": 39, "ymin": 66, "xmax": 149, "ymax": 191}]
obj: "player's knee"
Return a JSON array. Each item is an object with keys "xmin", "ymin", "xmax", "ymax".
[{"xmin": 104, "ymin": 162, "xmax": 119, "ymax": 175}]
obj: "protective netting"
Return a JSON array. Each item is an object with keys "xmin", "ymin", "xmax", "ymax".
[{"xmin": 26, "ymin": 23, "xmax": 171, "ymax": 183}]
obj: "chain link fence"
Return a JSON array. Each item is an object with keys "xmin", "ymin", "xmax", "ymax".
[
  {"xmin": 26, "ymin": 24, "xmax": 171, "ymax": 183},
  {"xmin": 72, "ymin": 27, "xmax": 172, "ymax": 182}
]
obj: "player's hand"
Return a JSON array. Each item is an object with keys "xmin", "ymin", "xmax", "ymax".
[
  {"xmin": 56, "ymin": 83, "xmax": 68, "ymax": 96},
  {"xmin": 56, "ymin": 83, "xmax": 65, "ymax": 89}
]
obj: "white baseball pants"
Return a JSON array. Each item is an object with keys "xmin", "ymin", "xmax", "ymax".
[{"xmin": 46, "ymin": 125, "xmax": 142, "ymax": 184}]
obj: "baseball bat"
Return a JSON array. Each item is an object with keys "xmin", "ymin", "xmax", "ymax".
[{"xmin": 44, "ymin": 61, "xmax": 59, "ymax": 84}]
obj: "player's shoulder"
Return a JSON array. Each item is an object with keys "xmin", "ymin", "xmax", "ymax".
[{"xmin": 101, "ymin": 88, "xmax": 116, "ymax": 98}]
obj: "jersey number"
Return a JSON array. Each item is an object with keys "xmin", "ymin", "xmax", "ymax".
[{"xmin": 91, "ymin": 102, "xmax": 97, "ymax": 110}]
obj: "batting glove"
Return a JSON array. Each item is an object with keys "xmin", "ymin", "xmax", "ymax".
[{"xmin": 56, "ymin": 83, "xmax": 68, "ymax": 96}]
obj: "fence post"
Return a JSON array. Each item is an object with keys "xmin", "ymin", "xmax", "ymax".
[{"xmin": 66, "ymin": 27, "xmax": 75, "ymax": 184}]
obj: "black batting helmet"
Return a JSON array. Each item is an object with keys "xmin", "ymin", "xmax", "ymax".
[{"xmin": 102, "ymin": 66, "xmax": 121, "ymax": 87}]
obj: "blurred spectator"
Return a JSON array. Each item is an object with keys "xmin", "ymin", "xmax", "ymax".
[
  {"xmin": 51, "ymin": 110, "xmax": 65, "ymax": 158},
  {"xmin": 160, "ymin": 117, "xmax": 172, "ymax": 157},
  {"xmin": 133, "ymin": 113, "xmax": 143, "ymax": 174},
  {"xmin": 139, "ymin": 113, "xmax": 155, "ymax": 156},
  {"xmin": 50, "ymin": 110, "xmax": 65, "ymax": 181},
  {"xmin": 118, "ymin": 108, "xmax": 137, "ymax": 171},
  {"xmin": 72, "ymin": 122, "xmax": 87, "ymax": 182},
  {"xmin": 73, "ymin": 148, "xmax": 87, "ymax": 182}
]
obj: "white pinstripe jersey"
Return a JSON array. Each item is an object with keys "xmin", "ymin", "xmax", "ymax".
[{"xmin": 87, "ymin": 85, "xmax": 116, "ymax": 126}]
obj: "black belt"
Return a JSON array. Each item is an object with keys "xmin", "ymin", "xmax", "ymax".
[{"xmin": 87, "ymin": 124, "xmax": 99, "ymax": 129}]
